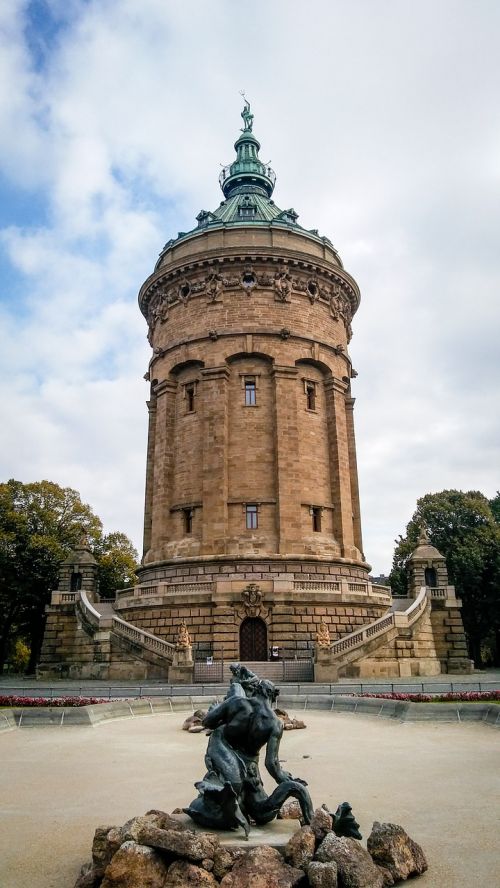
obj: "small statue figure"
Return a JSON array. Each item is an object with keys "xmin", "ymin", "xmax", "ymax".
[
  {"xmin": 176, "ymin": 621, "xmax": 191, "ymax": 650},
  {"xmin": 316, "ymin": 621, "xmax": 331, "ymax": 649},
  {"xmin": 240, "ymin": 93, "xmax": 254, "ymax": 132}
]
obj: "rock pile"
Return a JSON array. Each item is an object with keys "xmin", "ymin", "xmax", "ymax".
[{"xmin": 74, "ymin": 807, "xmax": 427, "ymax": 888}]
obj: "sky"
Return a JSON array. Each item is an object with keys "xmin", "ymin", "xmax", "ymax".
[{"xmin": 0, "ymin": 0, "xmax": 499, "ymax": 575}]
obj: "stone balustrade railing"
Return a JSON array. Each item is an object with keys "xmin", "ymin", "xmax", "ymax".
[
  {"xmin": 111, "ymin": 616, "xmax": 175, "ymax": 661},
  {"xmin": 330, "ymin": 587, "xmax": 428, "ymax": 660},
  {"xmin": 115, "ymin": 581, "xmax": 213, "ymax": 600},
  {"xmin": 77, "ymin": 590, "xmax": 102, "ymax": 630}
]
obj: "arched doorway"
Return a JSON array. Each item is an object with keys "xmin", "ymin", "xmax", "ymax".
[{"xmin": 239, "ymin": 617, "xmax": 268, "ymax": 661}]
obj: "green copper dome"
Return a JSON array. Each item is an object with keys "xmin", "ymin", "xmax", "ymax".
[{"xmin": 155, "ymin": 99, "xmax": 340, "ymax": 268}]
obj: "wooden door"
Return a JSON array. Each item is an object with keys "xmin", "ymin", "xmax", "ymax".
[{"xmin": 239, "ymin": 617, "xmax": 268, "ymax": 661}]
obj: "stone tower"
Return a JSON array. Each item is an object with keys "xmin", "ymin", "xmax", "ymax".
[
  {"xmin": 39, "ymin": 103, "xmax": 472, "ymax": 679},
  {"xmin": 134, "ymin": 100, "xmax": 389, "ymax": 663}
]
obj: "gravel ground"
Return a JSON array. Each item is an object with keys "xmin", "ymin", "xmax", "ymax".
[{"xmin": 0, "ymin": 710, "xmax": 498, "ymax": 887}]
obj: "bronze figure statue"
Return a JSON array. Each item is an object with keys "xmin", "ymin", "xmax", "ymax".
[{"xmin": 184, "ymin": 664, "xmax": 314, "ymax": 836}]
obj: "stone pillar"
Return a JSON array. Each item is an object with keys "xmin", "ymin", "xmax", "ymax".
[
  {"xmin": 148, "ymin": 379, "xmax": 177, "ymax": 561},
  {"xmin": 345, "ymin": 396, "xmax": 363, "ymax": 557},
  {"xmin": 272, "ymin": 365, "xmax": 302, "ymax": 554},
  {"xmin": 200, "ymin": 366, "xmax": 230, "ymax": 555},
  {"xmin": 324, "ymin": 377, "xmax": 356, "ymax": 558},
  {"xmin": 142, "ymin": 396, "xmax": 157, "ymax": 558}
]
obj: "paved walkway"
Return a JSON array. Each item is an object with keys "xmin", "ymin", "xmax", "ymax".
[{"xmin": 0, "ymin": 710, "xmax": 498, "ymax": 888}]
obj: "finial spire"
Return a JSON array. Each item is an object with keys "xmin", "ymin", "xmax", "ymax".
[{"xmin": 219, "ymin": 98, "xmax": 276, "ymax": 199}]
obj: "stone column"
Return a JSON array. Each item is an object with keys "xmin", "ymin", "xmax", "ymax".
[
  {"xmin": 272, "ymin": 365, "xmax": 302, "ymax": 554},
  {"xmin": 324, "ymin": 377, "xmax": 356, "ymax": 558},
  {"xmin": 142, "ymin": 396, "xmax": 157, "ymax": 558},
  {"xmin": 200, "ymin": 366, "xmax": 230, "ymax": 555},
  {"xmin": 345, "ymin": 396, "xmax": 364, "ymax": 557},
  {"xmin": 149, "ymin": 379, "xmax": 177, "ymax": 560}
]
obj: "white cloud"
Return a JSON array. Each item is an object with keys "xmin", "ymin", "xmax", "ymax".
[{"xmin": 0, "ymin": 0, "xmax": 499, "ymax": 573}]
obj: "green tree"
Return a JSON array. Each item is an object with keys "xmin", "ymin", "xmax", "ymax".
[
  {"xmin": 0, "ymin": 480, "xmax": 138, "ymax": 674},
  {"xmin": 390, "ymin": 490, "xmax": 500, "ymax": 667},
  {"xmin": 94, "ymin": 531, "xmax": 138, "ymax": 599},
  {"xmin": 490, "ymin": 491, "xmax": 500, "ymax": 524},
  {"xmin": 0, "ymin": 480, "xmax": 102, "ymax": 674}
]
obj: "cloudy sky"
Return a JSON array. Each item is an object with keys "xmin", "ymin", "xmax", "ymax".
[{"xmin": 1, "ymin": 0, "xmax": 499, "ymax": 574}]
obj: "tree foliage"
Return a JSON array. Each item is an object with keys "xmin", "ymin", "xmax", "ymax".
[
  {"xmin": 94, "ymin": 531, "xmax": 138, "ymax": 599},
  {"xmin": 390, "ymin": 490, "xmax": 500, "ymax": 666},
  {"xmin": 0, "ymin": 479, "xmax": 138, "ymax": 674}
]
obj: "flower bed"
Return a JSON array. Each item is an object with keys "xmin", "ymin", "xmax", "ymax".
[
  {"xmin": 0, "ymin": 695, "xmax": 113, "ymax": 707},
  {"xmin": 355, "ymin": 691, "xmax": 500, "ymax": 703}
]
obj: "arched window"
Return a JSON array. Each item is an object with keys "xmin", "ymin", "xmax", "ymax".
[{"xmin": 239, "ymin": 617, "xmax": 268, "ymax": 661}]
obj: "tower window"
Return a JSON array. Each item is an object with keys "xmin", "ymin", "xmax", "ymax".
[
  {"xmin": 183, "ymin": 508, "xmax": 193, "ymax": 534},
  {"xmin": 305, "ymin": 381, "xmax": 316, "ymax": 411},
  {"xmin": 311, "ymin": 507, "xmax": 322, "ymax": 533},
  {"xmin": 246, "ymin": 504, "xmax": 258, "ymax": 529},
  {"xmin": 244, "ymin": 377, "xmax": 257, "ymax": 406},
  {"xmin": 185, "ymin": 382, "xmax": 196, "ymax": 413}
]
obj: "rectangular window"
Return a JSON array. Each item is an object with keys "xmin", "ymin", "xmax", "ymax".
[
  {"xmin": 246, "ymin": 504, "xmax": 258, "ymax": 529},
  {"xmin": 305, "ymin": 381, "xmax": 316, "ymax": 411},
  {"xmin": 185, "ymin": 383, "xmax": 195, "ymax": 413},
  {"xmin": 311, "ymin": 507, "xmax": 322, "ymax": 532},
  {"xmin": 183, "ymin": 508, "xmax": 193, "ymax": 534},
  {"xmin": 244, "ymin": 378, "xmax": 257, "ymax": 406}
]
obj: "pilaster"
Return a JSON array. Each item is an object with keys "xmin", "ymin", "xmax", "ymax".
[
  {"xmin": 149, "ymin": 379, "xmax": 177, "ymax": 559},
  {"xmin": 324, "ymin": 377, "xmax": 356, "ymax": 557},
  {"xmin": 142, "ymin": 397, "xmax": 157, "ymax": 557},
  {"xmin": 272, "ymin": 365, "xmax": 302, "ymax": 554},
  {"xmin": 345, "ymin": 396, "xmax": 363, "ymax": 556},
  {"xmin": 200, "ymin": 366, "xmax": 230, "ymax": 554}
]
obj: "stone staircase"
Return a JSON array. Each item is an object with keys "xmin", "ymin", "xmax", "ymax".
[{"xmin": 76, "ymin": 590, "xmax": 175, "ymax": 668}]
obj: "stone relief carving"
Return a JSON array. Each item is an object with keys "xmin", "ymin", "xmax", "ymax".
[
  {"xmin": 273, "ymin": 271, "xmax": 293, "ymax": 302},
  {"xmin": 206, "ymin": 272, "xmax": 224, "ymax": 302},
  {"xmin": 234, "ymin": 583, "xmax": 271, "ymax": 622}
]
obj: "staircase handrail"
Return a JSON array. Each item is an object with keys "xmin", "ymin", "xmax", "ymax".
[
  {"xmin": 111, "ymin": 614, "xmax": 175, "ymax": 661},
  {"xmin": 330, "ymin": 586, "xmax": 429, "ymax": 660},
  {"xmin": 77, "ymin": 590, "xmax": 101, "ymax": 629}
]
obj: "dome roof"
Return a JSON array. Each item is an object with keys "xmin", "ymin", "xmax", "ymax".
[
  {"xmin": 155, "ymin": 100, "xmax": 340, "ymax": 269},
  {"xmin": 409, "ymin": 527, "xmax": 444, "ymax": 562}
]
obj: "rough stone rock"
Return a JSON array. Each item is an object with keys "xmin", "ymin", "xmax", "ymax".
[
  {"xmin": 92, "ymin": 825, "xmax": 122, "ymax": 876},
  {"xmin": 100, "ymin": 841, "xmax": 168, "ymax": 888},
  {"xmin": 74, "ymin": 861, "xmax": 100, "ymax": 888},
  {"xmin": 220, "ymin": 846, "xmax": 304, "ymax": 888},
  {"xmin": 307, "ymin": 860, "xmax": 339, "ymax": 888},
  {"xmin": 278, "ymin": 798, "xmax": 303, "ymax": 820},
  {"xmin": 284, "ymin": 718, "xmax": 306, "ymax": 730},
  {"xmin": 212, "ymin": 846, "xmax": 246, "ymax": 880},
  {"xmin": 367, "ymin": 822, "xmax": 428, "ymax": 881},
  {"xmin": 284, "ymin": 825, "xmax": 316, "ymax": 869},
  {"xmin": 315, "ymin": 834, "xmax": 384, "ymax": 888},
  {"xmin": 144, "ymin": 810, "xmax": 187, "ymax": 831},
  {"xmin": 133, "ymin": 824, "xmax": 219, "ymax": 862},
  {"xmin": 166, "ymin": 860, "xmax": 218, "ymax": 886},
  {"xmin": 310, "ymin": 807, "xmax": 333, "ymax": 843},
  {"xmin": 182, "ymin": 711, "xmax": 207, "ymax": 731},
  {"xmin": 376, "ymin": 865, "xmax": 395, "ymax": 886}
]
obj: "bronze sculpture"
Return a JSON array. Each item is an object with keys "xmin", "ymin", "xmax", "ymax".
[{"xmin": 184, "ymin": 664, "xmax": 361, "ymax": 840}]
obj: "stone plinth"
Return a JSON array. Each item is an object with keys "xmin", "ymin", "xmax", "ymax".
[{"xmin": 171, "ymin": 813, "xmax": 301, "ymax": 850}]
